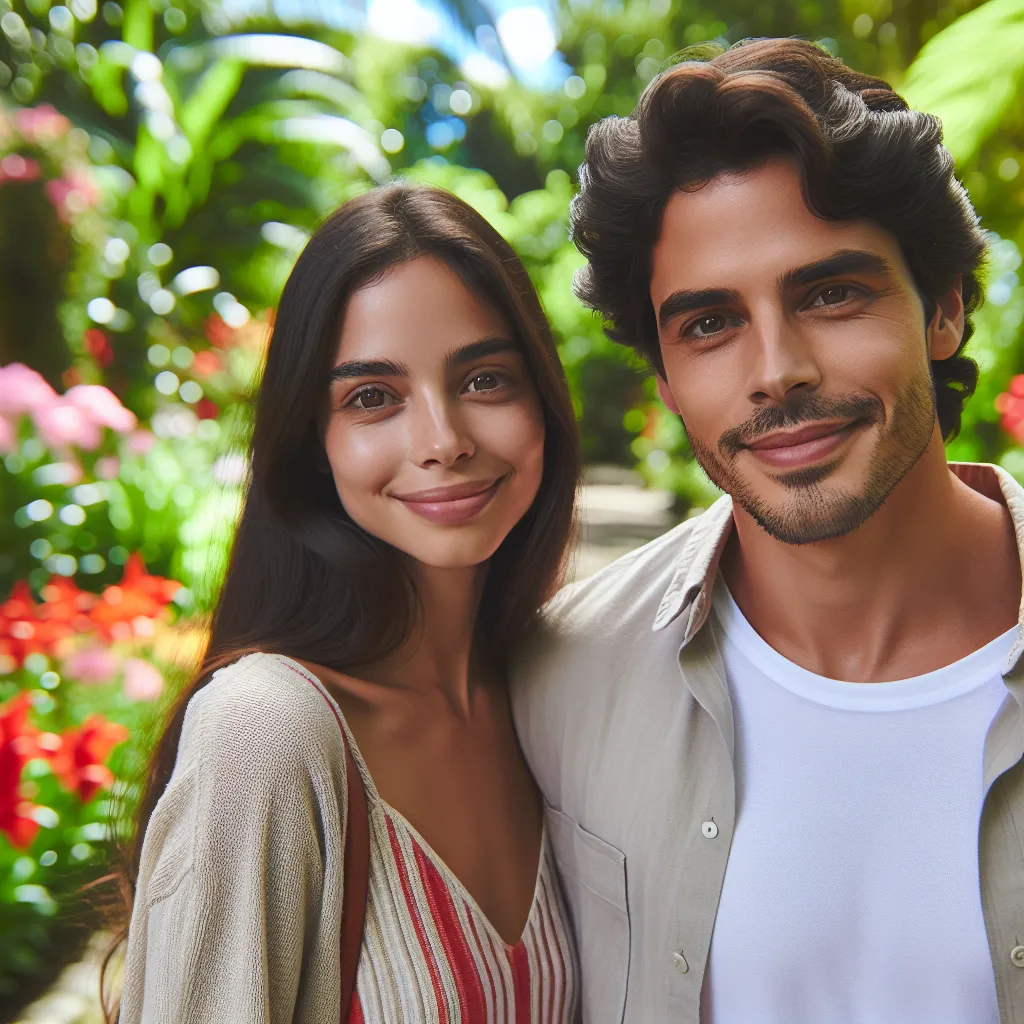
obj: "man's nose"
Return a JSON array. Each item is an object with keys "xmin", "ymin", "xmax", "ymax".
[{"xmin": 746, "ymin": 311, "xmax": 823, "ymax": 404}]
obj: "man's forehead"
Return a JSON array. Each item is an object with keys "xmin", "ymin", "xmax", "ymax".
[{"xmin": 650, "ymin": 164, "xmax": 901, "ymax": 299}]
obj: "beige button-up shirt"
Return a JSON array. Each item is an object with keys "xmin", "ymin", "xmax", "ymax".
[{"xmin": 511, "ymin": 463, "xmax": 1024, "ymax": 1023}]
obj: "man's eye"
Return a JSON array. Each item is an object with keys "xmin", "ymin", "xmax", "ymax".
[
  {"xmin": 465, "ymin": 371, "xmax": 504, "ymax": 393},
  {"xmin": 348, "ymin": 387, "xmax": 395, "ymax": 410},
  {"xmin": 689, "ymin": 315, "xmax": 728, "ymax": 338},
  {"xmin": 813, "ymin": 285, "xmax": 853, "ymax": 307}
]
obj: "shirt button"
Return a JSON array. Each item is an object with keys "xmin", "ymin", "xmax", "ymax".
[
  {"xmin": 673, "ymin": 951, "xmax": 689, "ymax": 974},
  {"xmin": 1012, "ymin": 945, "xmax": 1024, "ymax": 968},
  {"xmin": 701, "ymin": 820, "xmax": 719, "ymax": 839}
]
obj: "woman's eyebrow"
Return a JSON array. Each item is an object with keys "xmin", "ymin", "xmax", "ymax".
[
  {"xmin": 327, "ymin": 358, "xmax": 408, "ymax": 384},
  {"xmin": 444, "ymin": 336, "xmax": 520, "ymax": 369}
]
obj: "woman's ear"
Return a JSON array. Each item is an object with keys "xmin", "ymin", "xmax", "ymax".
[
  {"xmin": 927, "ymin": 280, "xmax": 966, "ymax": 362},
  {"xmin": 656, "ymin": 374, "xmax": 681, "ymax": 415}
]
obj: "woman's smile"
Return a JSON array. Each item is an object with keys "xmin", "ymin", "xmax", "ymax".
[{"xmin": 391, "ymin": 476, "xmax": 507, "ymax": 524}]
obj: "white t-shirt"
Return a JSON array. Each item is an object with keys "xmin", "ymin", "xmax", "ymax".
[{"xmin": 701, "ymin": 579, "xmax": 1014, "ymax": 1024}]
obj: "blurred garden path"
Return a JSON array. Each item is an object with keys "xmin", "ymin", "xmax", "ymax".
[
  {"xmin": 572, "ymin": 466, "xmax": 680, "ymax": 581},
  {"xmin": 12, "ymin": 473, "xmax": 679, "ymax": 1024}
]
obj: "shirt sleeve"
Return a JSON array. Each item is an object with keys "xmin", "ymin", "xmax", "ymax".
[{"xmin": 119, "ymin": 657, "xmax": 348, "ymax": 1024}]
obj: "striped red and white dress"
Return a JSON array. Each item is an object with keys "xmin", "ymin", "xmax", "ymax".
[
  {"xmin": 287, "ymin": 659, "xmax": 579, "ymax": 1023},
  {"xmin": 349, "ymin": 797, "xmax": 579, "ymax": 1023}
]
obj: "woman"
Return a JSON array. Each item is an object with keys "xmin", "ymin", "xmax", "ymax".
[{"xmin": 116, "ymin": 184, "xmax": 581, "ymax": 1023}]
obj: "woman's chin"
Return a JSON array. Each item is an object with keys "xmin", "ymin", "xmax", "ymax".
[{"xmin": 397, "ymin": 539, "xmax": 503, "ymax": 572}]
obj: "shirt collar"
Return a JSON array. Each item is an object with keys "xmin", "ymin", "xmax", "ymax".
[{"xmin": 652, "ymin": 462, "xmax": 1024, "ymax": 677}]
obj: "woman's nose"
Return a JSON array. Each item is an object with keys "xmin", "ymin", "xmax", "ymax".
[{"xmin": 409, "ymin": 395, "xmax": 475, "ymax": 467}]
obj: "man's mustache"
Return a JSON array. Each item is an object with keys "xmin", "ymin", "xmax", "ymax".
[{"xmin": 718, "ymin": 392, "xmax": 884, "ymax": 458}]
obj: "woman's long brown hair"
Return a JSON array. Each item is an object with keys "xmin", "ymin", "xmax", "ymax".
[{"xmin": 102, "ymin": 184, "xmax": 580, "ymax": 1018}]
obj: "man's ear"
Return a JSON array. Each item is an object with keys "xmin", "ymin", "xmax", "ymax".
[
  {"xmin": 927, "ymin": 280, "xmax": 965, "ymax": 362},
  {"xmin": 655, "ymin": 374, "xmax": 681, "ymax": 415}
]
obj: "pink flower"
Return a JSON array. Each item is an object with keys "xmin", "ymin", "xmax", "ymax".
[
  {"xmin": 0, "ymin": 363, "xmax": 58, "ymax": 418},
  {"xmin": 44, "ymin": 172, "xmax": 98, "ymax": 222},
  {"xmin": 0, "ymin": 416, "xmax": 16, "ymax": 454},
  {"xmin": 62, "ymin": 645, "xmax": 121, "ymax": 685},
  {"xmin": 6, "ymin": 379, "xmax": 137, "ymax": 452},
  {"xmin": 64, "ymin": 385, "xmax": 137, "ymax": 434},
  {"xmin": 13, "ymin": 105, "xmax": 69, "ymax": 142},
  {"xmin": 95, "ymin": 455, "xmax": 120, "ymax": 479},
  {"xmin": 127, "ymin": 429, "xmax": 155, "ymax": 455},
  {"xmin": 123, "ymin": 658, "xmax": 164, "ymax": 702},
  {"xmin": 996, "ymin": 376, "xmax": 1024, "ymax": 443},
  {"xmin": 0, "ymin": 154, "xmax": 41, "ymax": 184},
  {"xmin": 33, "ymin": 400, "xmax": 102, "ymax": 451}
]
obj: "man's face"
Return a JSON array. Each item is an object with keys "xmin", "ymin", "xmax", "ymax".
[{"xmin": 650, "ymin": 156, "xmax": 956, "ymax": 545}]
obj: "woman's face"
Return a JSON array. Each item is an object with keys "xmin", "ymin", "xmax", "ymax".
[{"xmin": 324, "ymin": 255, "xmax": 546, "ymax": 570}]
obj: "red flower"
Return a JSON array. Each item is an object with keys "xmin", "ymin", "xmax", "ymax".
[
  {"xmin": 192, "ymin": 350, "xmax": 223, "ymax": 377},
  {"xmin": 1, "ymin": 581, "xmax": 76, "ymax": 668},
  {"xmin": 1, "ymin": 578, "xmax": 100, "ymax": 669},
  {"xmin": 0, "ymin": 692, "xmax": 44, "ymax": 848},
  {"xmin": 47, "ymin": 714, "xmax": 128, "ymax": 802},
  {"xmin": 39, "ymin": 576, "xmax": 97, "ymax": 630},
  {"xmin": 195, "ymin": 397, "xmax": 219, "ymax": 420},
  {"xmin": 204, "ymin": 314, "xmax": 235, "ymax": 349},
  {"xmin": 89, "ymin": 555, "xmax": 183, "ymax": 640},
  {"xmin": 996, "ymin": 375, "xmax": 1024, "ymax": 444},
  {"xmin": 84, "ymin": 328, "xmax": 114, "ymax": 367}
]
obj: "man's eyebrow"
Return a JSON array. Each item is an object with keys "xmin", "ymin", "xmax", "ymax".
[
  {"xmin": 780, "ymin": 249, "xmax": 895, "ymax": 290},
  {"xmin": 444, "ymin": 335, "xmax": 520, "ymax": 368},
  {"xmin": 658, "ymin": 288, "xmax": 739, "ymax": 329},
  {"xmin": 327, "ymin": 358, "xmax": 408, "ymax": 384}
]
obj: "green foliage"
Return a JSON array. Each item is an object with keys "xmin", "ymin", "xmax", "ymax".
[
  {"xmin": 900, "ymin": 4, "xmax": 1024, "ymax": 472},
  {"xmin": 900, "ymin": 0, "xmax": 1024, "ymax": 168}
]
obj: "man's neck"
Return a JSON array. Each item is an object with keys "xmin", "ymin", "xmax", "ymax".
[{"xmin": 719, "ymin": 439, "xmax": 1021, "ymax": 682}]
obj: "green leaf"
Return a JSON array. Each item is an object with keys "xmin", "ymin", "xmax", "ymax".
[
  {"xmin": 901, "ymin": 0, "xmax": 1024, "ymax": 166},
  {"xmin": 86, "ymin": 59, "xmax": 129, "ymax": 117},
  {"xmin": 133, "ymin": 129, "xmax": 165, "ymax": 192},
  {"xmin": 179, "ymin": 60, "xmax": 246, "ymax": 152},
  {"xmin": 121, "ymin": 0, "xmax": 154, "ymax": 53}
]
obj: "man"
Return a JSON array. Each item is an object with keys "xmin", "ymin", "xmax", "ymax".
[{"xmin": 511, "ymin": 38, "xmax": 1024, "ymax": 1024}]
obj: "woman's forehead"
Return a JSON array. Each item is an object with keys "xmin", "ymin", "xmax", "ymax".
[{"xmin": 335, "ymin": 255, "xmax": 512, "ymax": 366}]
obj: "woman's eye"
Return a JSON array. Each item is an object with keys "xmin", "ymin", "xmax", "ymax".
[
  {"xmin": 688, "ymin": 314, "xmax": 729, "ymax": 338},
  {"xmin": 465, "ymin": 371, "xmax": 504, "ymax": 393},
  {"xmin": 348, "ymin": 387, "xmax": 395, "ymax": 410}
]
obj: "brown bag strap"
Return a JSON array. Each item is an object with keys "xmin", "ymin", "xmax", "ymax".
[{"xmin": 339, "ymin": 728, "xmax": 369, "ymax": 1021}]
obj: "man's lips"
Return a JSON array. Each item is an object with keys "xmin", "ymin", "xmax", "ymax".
[
  {"xmin": 391, "ymin": 477, "xmax": 504, "ymax": 524},
  {"xmin": 744, "ymin": 419, "xmax": 864, "ymax": 468}
]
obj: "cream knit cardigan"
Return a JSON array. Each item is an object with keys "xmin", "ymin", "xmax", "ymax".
[{"xmin": 119, "ymin": 652, "xmax": 350, "ymax": 1024}]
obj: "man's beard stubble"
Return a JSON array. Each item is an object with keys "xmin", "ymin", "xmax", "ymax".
[{"xmin": 686, "ymin": 375, "xmax": 938, "ymax": 545}]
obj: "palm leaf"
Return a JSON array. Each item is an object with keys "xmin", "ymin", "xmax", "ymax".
[{"xmin": 901, "ymin": 0, "xmax": 1024, "ymax": 166}]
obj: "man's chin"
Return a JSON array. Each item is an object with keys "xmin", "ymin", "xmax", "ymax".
[
  {"xmin": 759, "ymin": 456, "xmax": 845, "ymax": 491},
  {"xmin": 731, "ymin": 469, "xmax": 886, "ymax": 546}
]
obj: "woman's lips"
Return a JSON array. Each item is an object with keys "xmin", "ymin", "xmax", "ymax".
[
  {"xmin": 392, "ymin": 478, "xmax": 503, "ymax": 524},
  {"xmin": 744, "ymin": 420, "xmax": 863, "ymax": 469}
]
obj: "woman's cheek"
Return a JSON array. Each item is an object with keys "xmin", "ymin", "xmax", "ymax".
[
  {"xmin": 475, "ymin": 397, "xmax": 545, "ymax": 467},
  {"xmin": 325, "ymin": 421, "xmax": 399, "ymax": 507}
]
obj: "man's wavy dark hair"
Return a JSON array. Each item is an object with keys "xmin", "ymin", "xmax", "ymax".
[{"xmin": 571, "ymin": 38, "xmax": 986, "ymax": 440}]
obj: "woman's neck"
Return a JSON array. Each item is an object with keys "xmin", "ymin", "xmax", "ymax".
[{"xmin": 358, "ymin": 561, "xmax": 489, "ymax": 715}]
